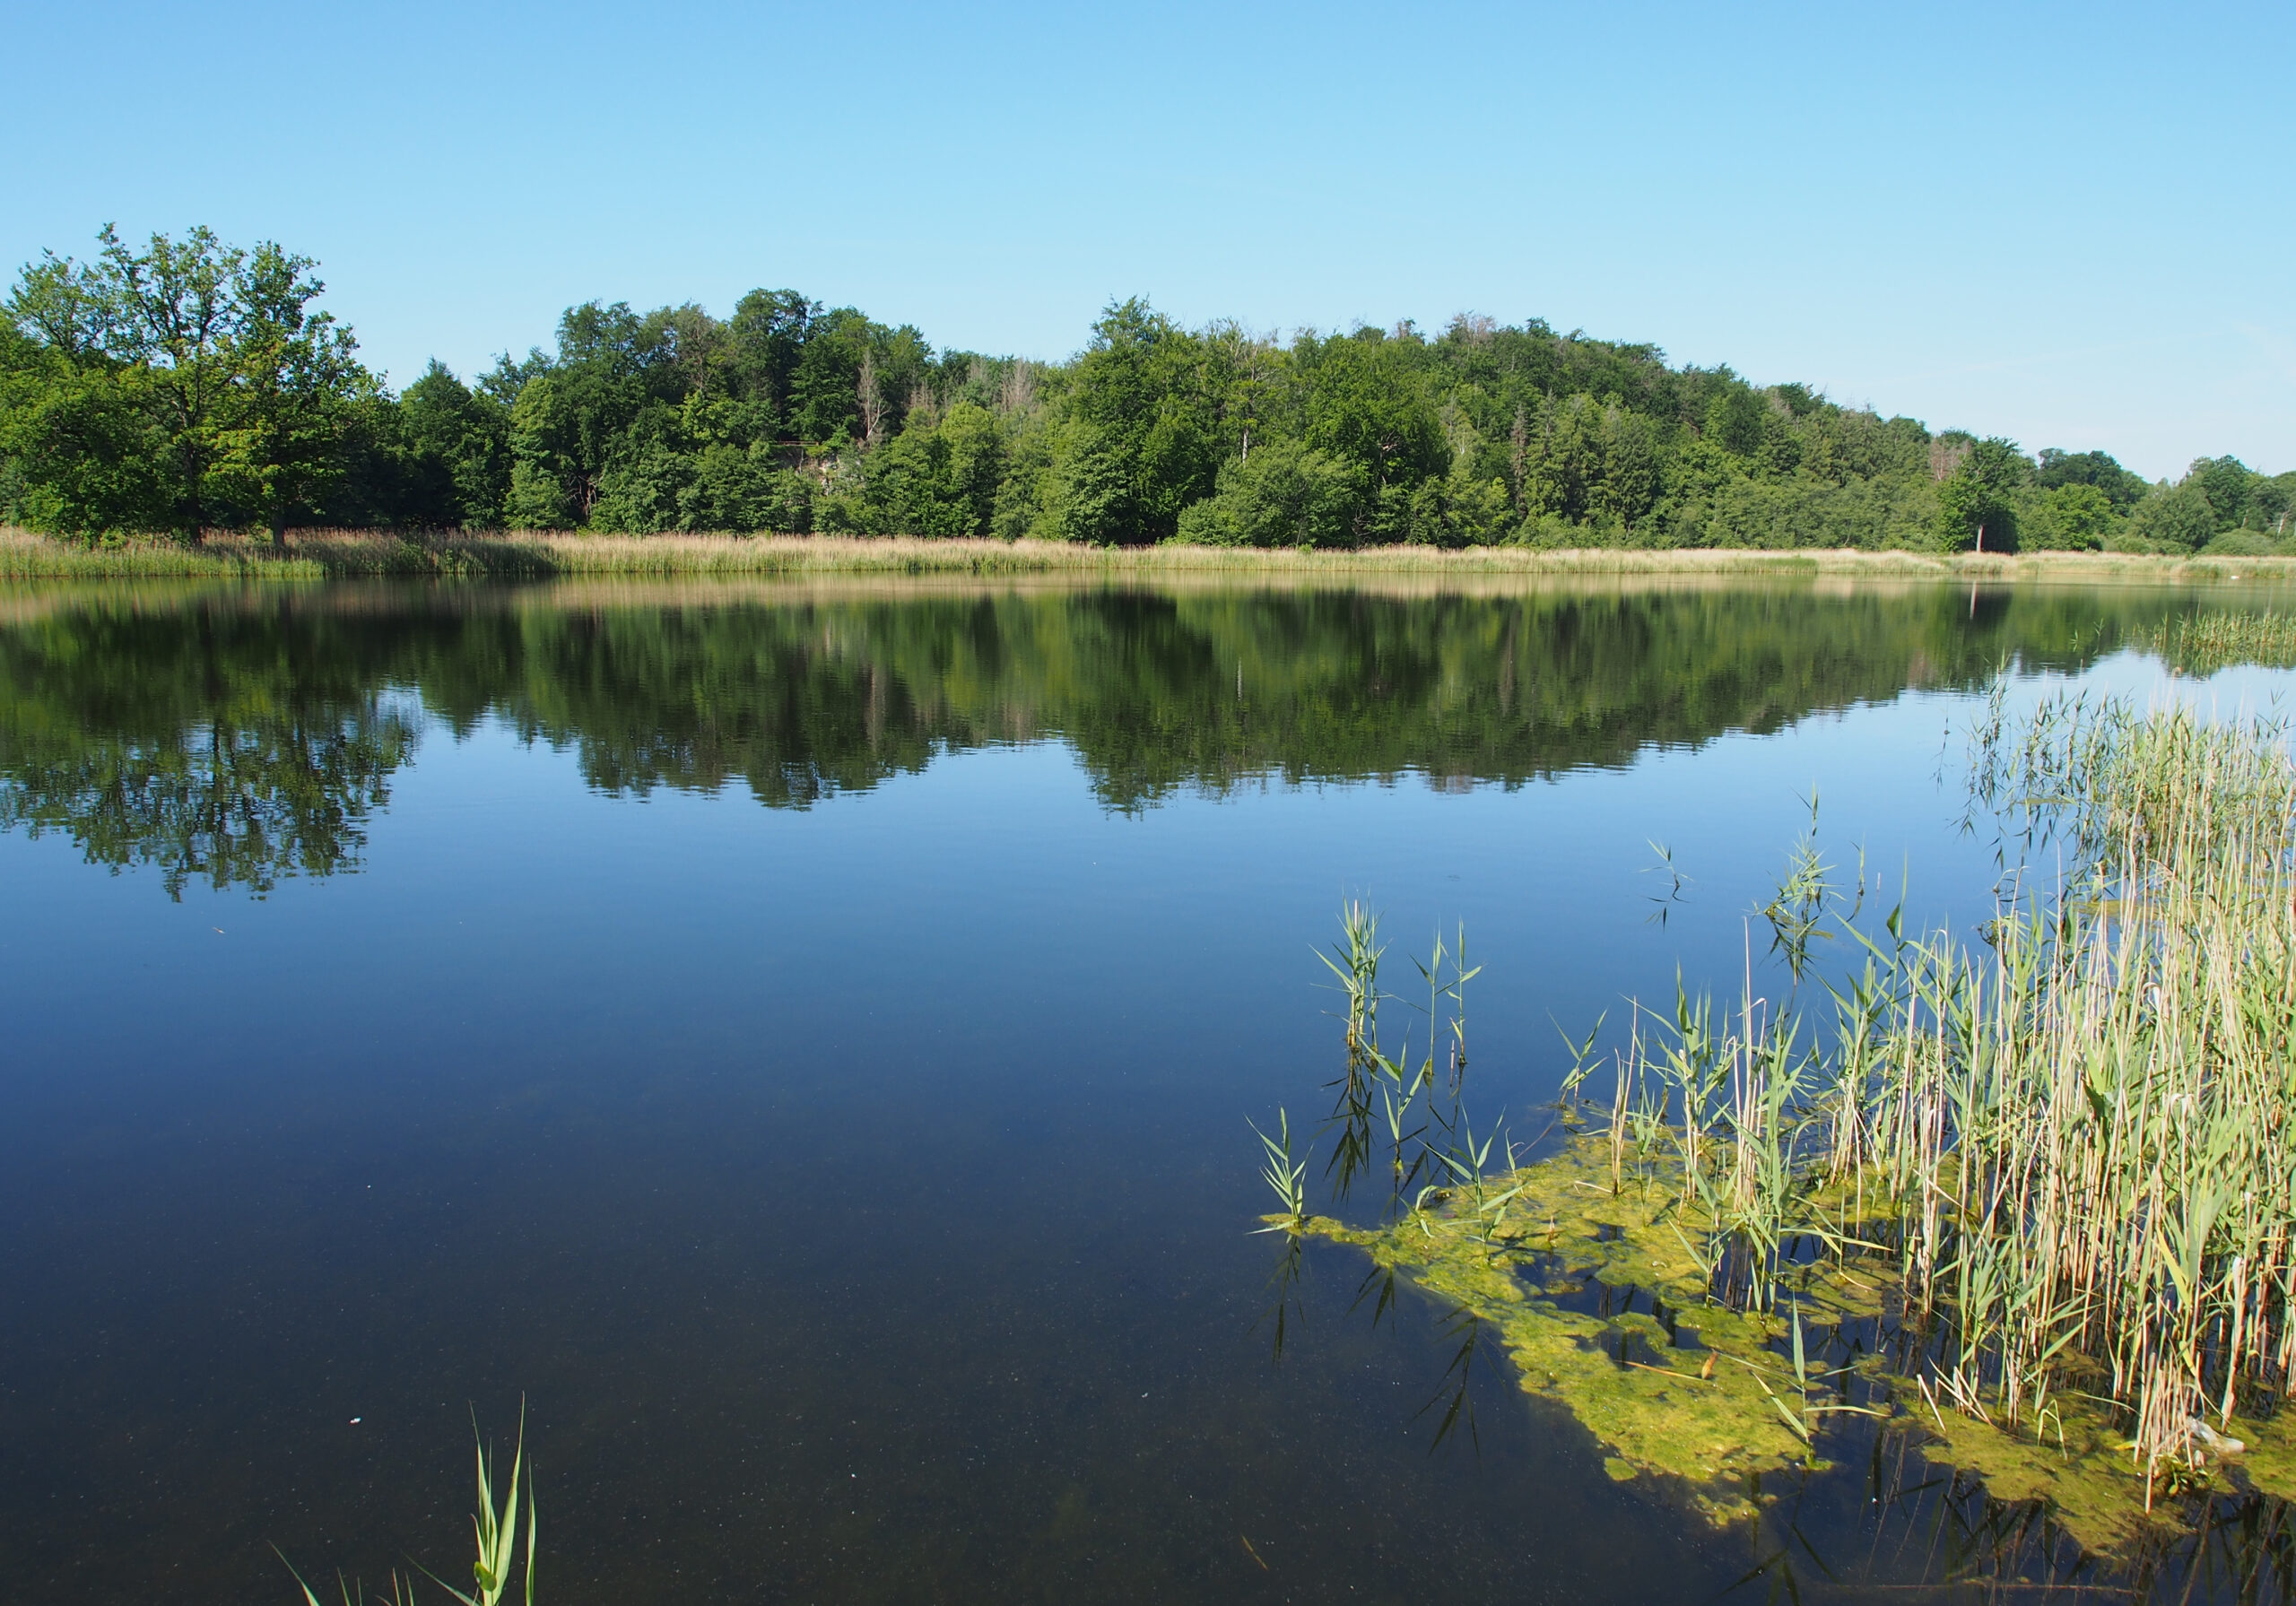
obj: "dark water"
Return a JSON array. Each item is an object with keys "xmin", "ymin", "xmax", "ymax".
[{"xmin": 0, "ymin": 577, "xmax": 2289, "ymax": 1603}]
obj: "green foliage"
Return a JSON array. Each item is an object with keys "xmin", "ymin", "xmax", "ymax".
[
  {"xmin": 2023, "ymin": 482, "xmax": 2112, "ymax": 551},
  {"xmin": 2037, "ymin": 447, "xmax": 2149, "ymax": 513},
  {"xmin": 853, "ymin": 400, "xmax": 1004, "ymax": 536},
  {"xmin": 2126, "ymin": 481, "xmax": 2218, "ymax": 551},
  {"xmin": 1171, "ymin": 438, "xmax": 1360, "ymax": 547},
  {"xmin": 1052, "ymin": 299, "xmax": 1223, "ymax": 544},
  {"xmin": 1298, "ymin": 329, "xmax": 1448, "ymax": 508},
  {"xmin": 4, "ymin": 222, "xmax": 2279, "ymax": 547},
  {"xmin": 0, "ymin": 327, "xmax": 172, "ymax": 534},
  {"xmin": 398, "ymin": 360, "xmax": 512, "ymax": 527},
  {"xmin": 211, "ymin": 241, "xmax": 369, "ymax": 535},
  {"xmin": 1520, "ymin": 393, "xmax": 1658, "ymax": 531},
  {"xmin": 1703, "ymin": 386, "xmax": 1766, "ymax": 457},
  {"xmin": 2191, "ymin": 455, "xmax": 2257, "ymax": 529},
  {"xmin": 1935, "ymin": 436, "xmax": 2027, "ymax": 553},
  {"xmin": 1405, "ymin": 469, "xmax": 1517, "ymax": 547},
  {"xmin": 1, "ymin": 226, "xmax": 373, "ymax": 538}
]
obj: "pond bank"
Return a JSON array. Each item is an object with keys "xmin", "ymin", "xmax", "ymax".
[{"xmin": 5, "ymin": 527, "xmax": 2293, "ymax": 584}]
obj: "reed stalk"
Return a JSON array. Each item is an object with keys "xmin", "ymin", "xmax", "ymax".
[
  {"xmin": 279, "ymin": 1410, "xmax": 536, "ymax": 1606},
  {"xmin": 1665, "ymin": 691, "xmax": 2292, "ymax": 1476},
  {"xmin": 1307, "ymin": 687, "xmax": 2296, "ymax": 1494},
  {"xmin": 2141, "ymin": 610, "xmax": 2296, "ymax": 675}
]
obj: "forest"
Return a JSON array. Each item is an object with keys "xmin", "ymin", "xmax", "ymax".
[{"xmin": 4, "ymin": 225, "xmax": 2291, "ymax": 554}]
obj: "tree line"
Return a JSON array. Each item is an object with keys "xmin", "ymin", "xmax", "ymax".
[{"xmin": 4, "ymin": 225, "xmax": 2292, "ymax": 553}]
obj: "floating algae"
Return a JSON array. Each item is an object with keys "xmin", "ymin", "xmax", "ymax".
[
  {"xmin": 1300, "ymin": 1137, "xmax": 1831, "ymax": 1527},
  {"xmin": 1292, "ymin": 1134, "xmax": 2295, "ymax": 1556}
]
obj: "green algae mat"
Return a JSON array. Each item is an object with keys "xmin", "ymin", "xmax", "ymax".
[{"xmin": 1295, "ymin": 1135, "xmax": 2296, "ymax": 1557}]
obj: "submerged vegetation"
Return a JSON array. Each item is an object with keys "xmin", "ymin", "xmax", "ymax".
[
  {"xmin": 1268, "ymin": 689, "xmax": 2296, "ymax": 1556},
  {"xmin": 5, "ymin": 226, "xmax": 2290, "ymax": 553}
]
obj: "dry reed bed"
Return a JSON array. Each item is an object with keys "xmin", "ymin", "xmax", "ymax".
[{"xmin": 8, "ymin": 525, "xmax": 2296, "ymax": 584}]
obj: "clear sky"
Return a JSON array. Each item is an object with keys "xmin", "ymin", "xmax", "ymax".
[{"xmin": 6, "ymin": 0, "xmax": 2288, "ymax": 480}]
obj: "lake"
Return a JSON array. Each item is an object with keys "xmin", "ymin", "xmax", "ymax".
[{"xmin": 1, "ymin": 575, "xmax": 2288, "ymax": 1602}]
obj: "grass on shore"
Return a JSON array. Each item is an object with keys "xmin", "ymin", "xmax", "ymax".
[
  {"xmin": 1274, "ymin": 689, "xmax": 2296, "ymax": 1554},
  {"xmin": 6, "ymin": 525, "xmax": 2295, "ymax": 583}
]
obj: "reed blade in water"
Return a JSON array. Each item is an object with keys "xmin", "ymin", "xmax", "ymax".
[
  {"xmin": 279, "ymin": 1409, "xmax": 538, "ymax": 1606},
  {"xmin": 1249, "ymin": 1108, "xmax": 1309, "ymax": 1232}
]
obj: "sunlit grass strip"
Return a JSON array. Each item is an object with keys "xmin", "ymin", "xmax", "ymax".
[
  {"xmin": 0, "ymin": 529, "xmax": 326, "ymax": 578},
  {"xmin": 2139, "ymin": 610, "xmax": 2296, "ymax": 673},
  {"xmin": 10, "ymin": 525, "xmax": 2296, "ymax": 580}
]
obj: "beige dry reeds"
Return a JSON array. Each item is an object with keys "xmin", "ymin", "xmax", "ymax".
[{"xmin": 10, "ymin": 525, "xmax": 2296, "ymax": 584}]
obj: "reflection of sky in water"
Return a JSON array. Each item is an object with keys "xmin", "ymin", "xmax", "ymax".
[{"xmin": 0, "ymin": 588, "xmax": 2290, "ymax": 1602}]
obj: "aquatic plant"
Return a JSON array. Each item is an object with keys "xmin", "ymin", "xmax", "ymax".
[
  {"xmin": 1249, "ymin": 1108, "xmax": 1309, "ymax": 1232},
  {"xmin": 1276, "ymin": 688, "xmax": 2296, "ymax": 1551},
  {"xmin": 2139, "ymin": 609, "xmax": 2296, "ymax": 675},
  {"xmin": 280, "ymin": 1410, "xmax": 536, "ymax": 1606},
  {"xmin": 1296, "ymin": 909, "xmax": 1492, "ymax": 1212}
]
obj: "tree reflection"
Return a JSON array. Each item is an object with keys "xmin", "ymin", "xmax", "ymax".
[
  {"xmin": 0, "ymin": 707, "xmax": 413, "ymax": 897},
  {"xmin": 0, "ymin": 594, "xmax": 419, "ymax": 897},
  {"xmin": 0, "ymin": 577, "xmax": 2216, "ymax": 896}
]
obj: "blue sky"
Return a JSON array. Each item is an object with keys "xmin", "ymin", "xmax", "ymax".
[{"xmin": 6, "ymin": 0, "xmax": 2288, "ymax": 480}]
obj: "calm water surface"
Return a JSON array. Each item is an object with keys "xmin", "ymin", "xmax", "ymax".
[{"xmin": 0, "ymin": 577, "xmax": 2289, "ymax": 1603}]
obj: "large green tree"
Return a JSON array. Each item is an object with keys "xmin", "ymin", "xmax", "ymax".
[
  {"xmin": 1935, "ymin": 437, "xmax": 2027, "ymax": 553},
  {"xmin": 2, "ymin": 226, "xmax": 371, "ymax": 538},
  {"xmin": 1298, "ymin": 329, "xmax": 1447, "ymax": 535},
  {"xmin": 208, "ymin": 242, "xmax": 367, "ymax": 537},
  {"xmin": 397, "ymin": 360, "xmax": 512, "ymax": 527},
  {"xmin": 1049, "ymin": 299, "xmax": 1222, "ymax": 544}
]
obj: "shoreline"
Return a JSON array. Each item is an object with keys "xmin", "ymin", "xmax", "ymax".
[{"xmin": 4, "ymin": 527, "xmax": 2293, "ymax": 585}]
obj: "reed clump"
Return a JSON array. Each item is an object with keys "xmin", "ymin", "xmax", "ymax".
[
  {"xmin": 1274, "ymin": 689, "xmax": 2296, "ymax": 1551},
  {"xmin": 2140, "ymin": 609, "xmax": 2296, "ymax": 674}
]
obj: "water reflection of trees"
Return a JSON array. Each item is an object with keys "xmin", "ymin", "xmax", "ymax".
[
  {"xmin": 421, "ymin": 583, "xmax": 2183, "ymax": 811},
  {"xmin": 0, "ymin": 580, "xmax": 2203, "ymax": 893},
  {"xmin": 0, "ymin": 710, "xmax": 414, "ymax": 898},
  {"xmin": 0, "ymin": 599, "xmax": 418, "ymax": 896}
]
